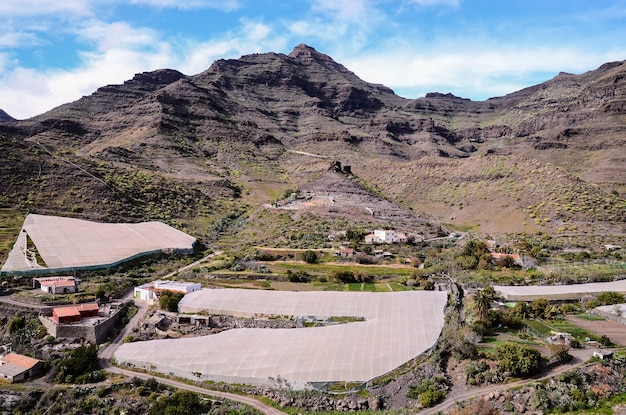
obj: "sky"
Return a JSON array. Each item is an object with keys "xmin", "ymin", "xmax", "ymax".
[{"xmin": 1, "ymin": 1, "xmax": 626, "ymax": 119}]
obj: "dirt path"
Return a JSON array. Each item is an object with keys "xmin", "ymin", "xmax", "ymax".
[
  {"xmin": 419, "ymin": 348, "xmax": 594, "ymax": 414},
  {"xmin": 98, "ymin": 250, "xmax": 286, "ymax": 415}
]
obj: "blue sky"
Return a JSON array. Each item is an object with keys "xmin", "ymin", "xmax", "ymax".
[{"xmin": 1, "ymin": 0, "xmax": 626, "ymax": 119}]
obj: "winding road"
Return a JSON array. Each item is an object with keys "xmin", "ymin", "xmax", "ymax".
[{"xmin": 97, "ymin": 251, "xmax": 286, "ymax": 415}]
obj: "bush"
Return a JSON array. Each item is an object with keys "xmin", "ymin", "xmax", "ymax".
[
  {"xmin": 330, "ymin": 270, "xmax": 357, "ymax": 283},
  {"xmin": 496, "ymin": 342, "xmax": 542, "ymax": 377},
  {"xmin": 55, "ymin": 344, "xmax": 100, "ymax": 383},
  {"xmin": 598, "ymin": 291, "xmax": 625, "ymax": 305},
  {"xmin": 419, "ymin": 389, "xmax": 446, "ymax": 407},
  {"xmin": 287, "ymin": 270, "xmax": 311, "ymax": 283},
  {"xmin": 159, "ymin": 291, "xmax": 185, "ymax": 312},
  {"xmin": 408, "ymin": 377, "xmax": 448, "ymax": 407},
  {"xmin": 301, "ymin": 250, "xmax": 318, "ymax": 264}
]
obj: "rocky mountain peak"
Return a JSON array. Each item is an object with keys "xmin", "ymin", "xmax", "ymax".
[{"xmin": 0, "ymin": 109, "xmax": 15, "ymax": 122}]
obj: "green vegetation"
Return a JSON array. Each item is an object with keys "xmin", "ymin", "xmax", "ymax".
[
  {"xmin": 159, "ymin": 290, "xmax": 185, "ymax": 312},
  {"xmin": 300, "ymin": 250, "xmax": 318, "ymax": 264},
  {"xmin": 407, "ymin": 376, "xmax": 448, "ymax": 407},
  {"xmin": 495, "ymin": 342, "xmax": 542, "ymax": 377},
  {"xmin": 148, "ymin": 390, "xmax": 212, "ymax": 415},
  {"xmin": 0, "ymin": 208, "xmax": 24, "ymax": 264},
  {"xmin": 1, "ymin": 313, "xmax": 47, "ymax": 355},
  {"xmin": 54, "ymin": 344, "xmax": 104, "ymax": 384}
]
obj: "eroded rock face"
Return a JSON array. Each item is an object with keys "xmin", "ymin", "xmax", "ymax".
[{"xmin": 1, "ymin": 45, "xmax": 625, "ymax": 234}]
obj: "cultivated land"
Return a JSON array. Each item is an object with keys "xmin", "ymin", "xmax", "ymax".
[
  {"xmin": 0, "ymin": 46, "xmax": 626, "ymax": 414},
  {"xmin": 494, "ymin": 280, "xmax": 626, "ymax": 301},
  {"xmin": 1, "ymin": 214, "xmax": 196, "ymax": 274},
  {"xmin": 115, "ymin": 289, "xmax": 448, "ymax": 388}
]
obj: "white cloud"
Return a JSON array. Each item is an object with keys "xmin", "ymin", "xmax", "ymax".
[
  {"xmin": 0, "ymin": 0, "xmax": 92, "ymax": 17},
  {"xmin": 77, "ymin": 20, "xmax": 161, "ymax": 52},
  {"xmin": 129, "ymin": 0, "xmax": 242, "ymax": 12},
  {"xmin": 178, "ymin": 20, "xmax": 289, "ymax": 75},
  {"xmin": 405, "ymin": 0, "xmax": 460, "ymax": 6},
  {"xmin": 310, "ymin": 0, "xmax": 372, "ymax": 23},
  {"xmin": 343, "ymin": 44, "xmax": 624, "ymax": 100}
]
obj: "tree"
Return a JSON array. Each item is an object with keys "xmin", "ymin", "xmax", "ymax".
[
  {"xmin": 330, "ymin": 270, "xmax": 357, "ymax": 283},
  {"xmin": 159, "ymin": 291, "xmax": 185, "ymax": 312},
  {"xmin": 530, "ymin": 298, "xmax": 551, "ymax": 319},
  {"xmin": 7, "ymin": 316, "xmax": 25, "ymax": 335},
  {"xmin": 301, "ymin": 250, "xmax": 318, "ymax": 264},
  {"xmin": 473, "ymin": 287, "xmax": 496, "ymax": 324},
  {"xmin": 55, "ymin": 344, "xmax": 102, "ymax": 383},
  {"xmin": 287, "ymin": 270, "xmax": 311, "ymax": 283},
  {"xmin": 496, "ymin": 342, "xmax": 542, "ymax": 377},
  {"xmin": 548, "ymin": 344, "xmax": 572, "ymax": 363},
  {"xmin": 346, "ymin": 227, "xmax": 366, "ymax": 244}
]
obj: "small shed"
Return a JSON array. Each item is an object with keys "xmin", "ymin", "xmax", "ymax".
[
  {"xmin": 0, "ymin": 353, "xmax": 43, "ymax": 383},
  {"xmin": 52, "ymin": 303, "xmax": 99, "ymax": 323}
]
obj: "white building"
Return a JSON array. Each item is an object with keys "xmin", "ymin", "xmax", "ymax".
[
  {"xmin": 34, "ymin": 277, "xmax": 77, "ymax": 294},
  {"xmin": 365, "ymin": 230, "xmax": 408, "ymax": 244},
  {"xmin": 134, "ymin": 280, "xmax": 202, "ymax": 303},
  {"xmin": 0, "ymin": 353, "xmax": 43, "ymax": 383}
]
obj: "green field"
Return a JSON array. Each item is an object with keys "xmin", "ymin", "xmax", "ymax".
[
  {"xmin": 524, "ymin": 318, "xmax": 601, "ymax": 341},
  {"xmin": 267, "ymin": 261, "xmax": 416, "ymax": 277},
  {"xmin": 0, "ymin": 208, "xmax": 24, "ymax": 265}
]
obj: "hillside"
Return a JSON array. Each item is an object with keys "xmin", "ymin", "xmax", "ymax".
[{"xmin": 0, "ymin": 44, "xmax": 625, "ymax": 256}]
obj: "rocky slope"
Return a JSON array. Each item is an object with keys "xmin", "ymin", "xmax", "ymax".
[{"xmin": 0, "ymin": 44, "xmax": 625, "ymax": 246}]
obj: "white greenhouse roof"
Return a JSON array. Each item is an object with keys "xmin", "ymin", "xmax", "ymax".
[
  {"xmin": 115, "ymin": 288, "xmax": 448, "ymax": 388},
  {"xmin": 494, "ymin": 279, "xmax": 626, "ymax": 301},
  {"xmin": 1, "ymin": 214, "xmax": 195, "ymax": 274}
]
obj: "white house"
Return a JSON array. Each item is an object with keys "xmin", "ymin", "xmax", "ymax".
[
  {"xmin": 134, "ymin": 280, "xmax": 202, "ymax": 303},
  {"xmin": 365, "ymin": 230, "xmax": 408, "ymax": 244},
  {"xmin": 34, "ymin": 277, "xmax": 77, "ymax": 294},
  {"xmin": 0, "ymin": 353, "xmax": 43, "ymax": 383}
]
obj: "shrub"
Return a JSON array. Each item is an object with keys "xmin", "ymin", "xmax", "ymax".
[
  {"xmin": 159, "ymin": 290, "xmax": 185, "ymax": 312},
  {"xmin": 496, "ymin": 342, "xmax": 542, "ymax": 377},
  {"xmin": 598, "ymin": 291, "xmax": 625, "ymax": 305},
  {"xmin": 301, "ymin": 250, "xmax": 318, "ymax": 264},
  {"xmin": 419, "ymin": 389, "xmax": 446, "ymax": 407},
  {"xmin": 287, "ymin": 270, "xmax": 311, "ymax": 283}
]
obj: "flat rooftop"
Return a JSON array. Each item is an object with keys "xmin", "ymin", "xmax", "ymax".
[
  {"xmin": 1, "ymin": 214, "xmax": 196, "ymax": 274},
  {"xmin": 115, "ymin": 288, "xmax": 448, "ymax": 388},
  {"xmin": 495, "ymin": 279, "xmax": 626, "ymax": 301}
]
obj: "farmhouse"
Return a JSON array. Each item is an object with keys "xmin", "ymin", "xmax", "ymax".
[
  {"xmin": 0, "ymin": 353, "xmax": 43, "ymax": 383},
  {"xmin": 133, "ymin": 280, "xmax": 202, "ymax": 303},
  {"xmin": 34, "ymin": 276, "xmax": 77, "ymax": 294},
  {"xmin": 51, "ymin": 303, "xmax": 99, "ymax": 324},
  {"xmin": 365, "ymin": 229, "xmax": 408, "ymax": 244},
  {"xmin": 334, "ymin": 247, "xmax": 355, "ymax": 258}
]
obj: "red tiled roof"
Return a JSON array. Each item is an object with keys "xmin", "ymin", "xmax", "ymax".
[{"xmin": 2, "ymin": 353, "xmax": 41, "ymax": 369}]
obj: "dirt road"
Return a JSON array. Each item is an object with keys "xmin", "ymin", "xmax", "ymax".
[{"xmin": 419, "ymin": 348, "xmax": 594, "ymax": 414}]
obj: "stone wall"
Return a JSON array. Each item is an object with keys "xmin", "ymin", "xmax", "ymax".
[{"xmin": 39, "ymin": 305, "xmax": 124, "ymax": 344}]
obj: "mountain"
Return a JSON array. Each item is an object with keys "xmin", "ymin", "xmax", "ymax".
[
  {"xmin": 0, "ymin": 109, "xmax": 14, "ymax": 122},
  {"xmin": 0, "ymin": 44, "xmax": 625, "ymax": 251}
]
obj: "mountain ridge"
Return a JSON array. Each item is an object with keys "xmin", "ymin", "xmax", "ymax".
[{"xmin": 0, "ymin": 44, "xmax": 624, "ymax": 250}]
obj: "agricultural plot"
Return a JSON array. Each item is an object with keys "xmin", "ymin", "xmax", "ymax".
[
  {"xmin": 1, "ymin": 214, "xmax": 196, "ymax": 274},
  {"xmin": 114, "ymin": 288, "xmax": 448, "ymax": 389},
  {"xmin": 494, "ymin": 280, "xmax": 626, "ymax": 301}
]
